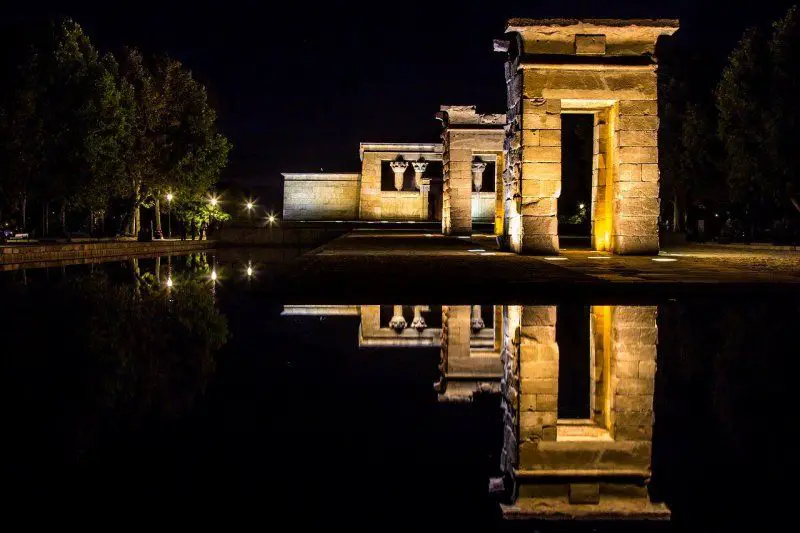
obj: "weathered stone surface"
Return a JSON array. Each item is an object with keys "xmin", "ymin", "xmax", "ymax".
[
  {"xmin": 539, "ymin": 130, "xmax": 562, "ymax": 146},
  {"xmin": 523, "ymin": 113, "xmax": 561, "ymax": 130},
  {"xmin": 614, "ymin": 394, "xmax": 654, "ymax": 412},
  {"xmin": 523, "ymin": 146, "xmax": 561, "ymax": 163},
  {"xmin": 618, "ymin": 115, "xmax": 659, "ymax": 131},
  {"xmin": 619, "ymin": 130, "xmax": 657, "ymax": 147},
  {"xmin": 614, "ymin": 198, "xmax": 660, "ymax": 217},
  {"xmin": 615, "ymin": 181, "xmax": 659, "ymax": 198},
  {"xmin": 522, "ymin": 130, "xmax": 540, "ymax": 146},
  {"xmin": 616, "ymin": 378, "xmax": 655, "ymax": 395},
  {"xmin": 522, "ymin": 215, "xmax": 558, "ymax": 236},
  {"xmin": 619, "ymin": 100, "xmax": 658, "ymax": 116},
  {"xmin": 641, "ymin": 164, "xmax": 659, "ymax": 182},
  {"xmin": 575, "ymin": 34, "xmax": 606, "ymax": 55},
  {"xmin": 521, "ymin": 234, "xmax": 559, "ymax": 255},
  {"xmin": 619, "ymin": 146, "xmax": 658, "ymax": 164},
  {"xmin": 569, "ymin": 484, "xmax": 600, "ymax": 504},
  {"xmin": 613, "ymin": 235, "xmax": 659, "ymax": 255},
  {"xmin": 618, "ymin": 164, "xmax": 642, "ymax": 182},
  {"xmin": 521, "ymin": 177, "xmax": 561, "ymax": 197},
  {"xmin": 521, "ymin": 306, "xmax": 557, "ymax": 326},
  {"xmin": 638, "ymin": 360, "xmax": 657, "ymax": 378},
  {"xmin": 614, "ymin": 217, "xmax": 659, "ymax": 237},
  {"xmin": 522, "ymin": 161, "xmax": 561, "ymax": 181},
  {"xmin": 612, "ymin": 326, "xmax": 658, "ymax": 346},
  {"xmin": 521, "ymin": 360, "xmax": 559, "ymax": 377},
  {"xmin": 522, "ymin": 198, "xmax": 558, "ymax": 216}
]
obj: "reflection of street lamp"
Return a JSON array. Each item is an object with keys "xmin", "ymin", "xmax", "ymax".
[{"xmin": 166, "ymin": 193, "xmax": 173, "ymax": 238}]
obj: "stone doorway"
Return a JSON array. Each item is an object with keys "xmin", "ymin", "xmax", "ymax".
[{"xmin": 559, "ymin": 114, "xmax": 594, "ymax": 249}]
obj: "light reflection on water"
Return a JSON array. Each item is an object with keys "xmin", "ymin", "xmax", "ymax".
[{"xmin": 0, "ymin": 252, "xmax": 795, "ymax": 526}]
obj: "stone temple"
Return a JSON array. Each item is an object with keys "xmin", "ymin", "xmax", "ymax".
[{"xmin": 282, "ymin": 18, "xmax": 678, "ymax": 255}]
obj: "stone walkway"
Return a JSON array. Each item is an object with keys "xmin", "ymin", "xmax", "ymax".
[{"xmin": 271, "ymin": 230, "xmax": 800, "ymax": 303}]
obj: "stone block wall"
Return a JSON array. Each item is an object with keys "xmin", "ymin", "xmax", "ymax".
[
  {"xmin": 441, "ymin": 131, "xmax": 473, "ymax": 235},
  {"xmin": 613, "ymin": 99, "xmax": 660, "ymax": 254},
  {"xmin": 472, "ymin": 192, "xmax": 496, "ymax": 223},
  {"xmin": 611, "ymin": 306, "xmax": 658, "ymax": 441},
  {"xmin": 282, "ymin": 173, "xmax": 360, "ymax": 220},
  {"xmin": 359, "ymin": 144, "xmax": 442, "ymax": 221}
]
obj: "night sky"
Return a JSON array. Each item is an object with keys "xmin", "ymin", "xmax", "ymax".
[{"xmin": 3, "ymin": 0, "xmax": 797, "ymax": 207}]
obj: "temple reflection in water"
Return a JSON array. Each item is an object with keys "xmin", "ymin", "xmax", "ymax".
[{"xmin": 282, "ymin": 303, "xmax": 663, "ymax": 518}]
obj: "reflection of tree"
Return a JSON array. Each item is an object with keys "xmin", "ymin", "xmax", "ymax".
[
  {"xmin": 656, "ymin": 300, "xmax": 797, "ymax": 523},
  {"xmin": 1, "ymin": 272, "xmax": 228, "ymax": 470}
]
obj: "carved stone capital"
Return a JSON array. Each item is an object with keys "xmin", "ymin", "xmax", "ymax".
[
  {"xmin": 472, "ymin": 161, "xmax": 488, "ymax": 192},
  {"xmin": 412, "ymin": 161, "xmax": 429, "ymax": 173},
  {"xmin": 389, "ymin": 160, "xmax": 409, "ymax": 174}
]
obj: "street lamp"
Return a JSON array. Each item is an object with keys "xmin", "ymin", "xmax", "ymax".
[
  {"xmin": 245, "ymin": 200, "xmax": 255, "ymax": 222},
  {"xmin": 166, "ymin": 193, "xmax": 173, "ymax": 238}
]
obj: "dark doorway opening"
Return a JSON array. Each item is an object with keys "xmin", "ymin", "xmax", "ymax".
[
  {"xmin": 556, "ymin": 304, "xmax": 591, "ymax": 420},
  {"xmin": 560, "ymin": 114, "xmax": 593, "ymax": 248}
]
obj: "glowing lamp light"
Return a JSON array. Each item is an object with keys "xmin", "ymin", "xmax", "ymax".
[
  {"xmin": 209, "ymin": 195, "xmax": 219, "ymax": 207},
  {"xmin": 246, "ymin": 201, "xmax": 254, "ymax": 210},
  {"xmin": 166, "ymin": 277, "xmax": 173, "ymax": 288},
  {"xmin": 544, "ymin": 256, "xmax": 568, "ymax": 261},
  {"xmin": 468, "ymin": 249, "xmax": 486, "ymax": 253},
  {"xmin": 652, "ymin": 257, "xmax": 677, "ymax": 262},
  {"xmin": 268, "ymin": 215, "xmax": 276, "ymax": 224},
  {"xmin": 211, "ymin": 269, "xmax": 218, "ymax": 281},
  {"xmin": 579, "ymin": 203, "xmax": 585, "ymax": 210},
  {"xmin": 246, "ymin": 266, "xmax": 253, "ymax": 277},
  {"xmin": 166, "ymin": 193, "xmax": 173, "ymax": 202}
]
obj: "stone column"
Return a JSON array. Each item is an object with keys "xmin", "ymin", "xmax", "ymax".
[
  {"xmin": 420, "ymin": 177, "xmax": 431, "ymax": 221},
  {"xmin": 611, "ymin": 306, "xmax": 658, "ymax": 441},
  {"xmin": 412, "ymin": 160, "xmax": 428, "ymax": 190},
  {"xmin": 472, "ymin": 160, "xmax": 487, "ymax": 192},
  {"xmin": 389, "ymin": 305, "xmax": 407, "ymax": 331},
  {"xmin": 613, "ymin": 99, "xmax": 660, "ymax": 254},
  {"xmin": 442, "ymin": 131, "xmax": 474, "ymax": 236},
  {"xmin": 471, "ymin": 304, "xmax": 485, "ymax": 332},
  {"xmin": 389, "ymin": 160, "xmax": 408, "ymax": 191},
  {"xmin": 410, "ymin": 305, "xmax": 428, "ymax": 331},
  {"xmin": 518, "ymin": 94, "xmax": 561, "ymax": 254}
]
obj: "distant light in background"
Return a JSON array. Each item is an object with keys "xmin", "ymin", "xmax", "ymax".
[
  {"xmin": 166, "ymin": 276, "xmax": 173, "ymax": 288},
  {"xmin": 468, "ymin": 249, "xmax": 486, "ymax": 253},
  {"xmin": 246, "ymin": 201, "xmax": 254, "ymax": 210},
  {"xmin": 166, "ymin": 192, "xmax": 173, "ymax": 202},
  {"xmin": 588, "ymin": 256, "xmax": 610, "ymax": 260},
  {"xmin": 579, "ymin": 203, "xmax": 585, "ymax": 210},
  {"xmin": 544, "ymin": 257, "xmax": 568, "ymax": 261},
  {"xmin": 211, "ymin": 269, "xmax": 218, "ymax": 281},
  {"xmin": 208, "ymin": 194, "xmax": 219, "ymax": 207},
  {"xmin": 652, "ymin": 258, "xmax": 677, "ymax": 262}
]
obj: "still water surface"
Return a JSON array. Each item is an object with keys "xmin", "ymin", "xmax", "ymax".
[{"xmin": 1, "ymin": 252, "xmax": 796, "ymax": 528}]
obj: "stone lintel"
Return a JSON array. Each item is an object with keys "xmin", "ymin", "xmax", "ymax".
[
  {"xmin": 438, "ymin": 105, "xmax": 506, "ymax": 127},
  {"xmin": 359, "ymin": 142, "xmax": 442, "ymax": 161}
]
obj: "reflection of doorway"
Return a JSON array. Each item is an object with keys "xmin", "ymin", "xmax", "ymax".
[
  {"xmin": 560, "ymin": 114, "xmax": 593, "ymax": 249},
  {"xmin": 556, "ymin": 304, "xmax": 591, "ymax": 420}
]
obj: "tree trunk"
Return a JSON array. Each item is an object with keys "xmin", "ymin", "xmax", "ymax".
[
  {"xmin": 60, "ymin": 200, "xmax": 67, "ymax": 234},
  {"xmin": 155, "ymin": 256, "xmax": 161, "ymax": 284},
  {"xmin": 20, "ymin": 192, "xmax": 27, "ymax": 230},
  {"xmin": 673, "ymin": 194, "xmax": 683, "ymax": 232},
  {"xmin": 154, "ymin": 197, "xmax": 162, "ymax": 237},
  {"xmin": 134, "ymin": 205, "xmax": 141, "ymax": 236}
]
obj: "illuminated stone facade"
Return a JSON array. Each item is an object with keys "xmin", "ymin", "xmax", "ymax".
[
  {"xmin": 282, "ymin": 111, "xmax": 503, "ymax": 228},
  {"xmin": 498, "ymin": 19, "xmax": 678, "ymax": 254},
  {"xmin": 437, "ymin": 106, "xmax": 506, "ymax": 235}
]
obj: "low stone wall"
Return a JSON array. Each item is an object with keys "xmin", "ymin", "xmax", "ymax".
[
  {"xmin": 0, "ymin": 239, "xmax": 215, "ymax": 266},
  {"xmin": 282, "ymin": 173, "xmax": 360, "ymax": 220},
  {"xmin": 217, "ymin": 225, "xmax": 349, "ymax": 247},
  {"xmin": 472, "ymin": 192, "xmax": 496, "ymax": 223}
]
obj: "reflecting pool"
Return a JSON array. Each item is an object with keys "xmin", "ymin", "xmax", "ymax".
[{"xmin": 1, "ymin": 251, "xmax": 796, "ymax": 529}]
